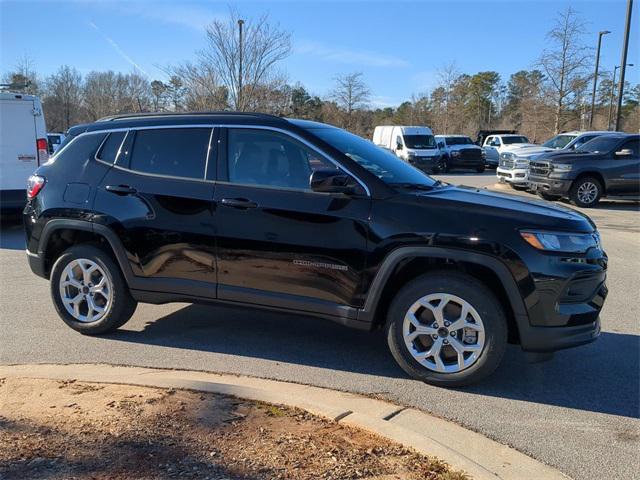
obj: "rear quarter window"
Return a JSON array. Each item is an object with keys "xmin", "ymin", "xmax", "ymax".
[
  {"xmin": 96, "ymin": 131, "xmax": 127, "ymax": 164},
  {"xmin": 53, "ymin": 133, "xmax": 106, "ymax": 165}
]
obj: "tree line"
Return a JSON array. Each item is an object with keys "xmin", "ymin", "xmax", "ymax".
[{"xmin": 3, "ymin": 7, "xmax": 638, "ymax": 142}]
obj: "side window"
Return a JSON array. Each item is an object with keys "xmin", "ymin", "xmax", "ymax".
[
  {"xmin": 227, "ymin": 129, "xmax": 337, "ymax": 190},
  {"xmin": 485, "ymin": 136, "xmax": 493, "ymax": 146},
  {"xmin": 619, "ymin": 139, "xmax": 639, "ymax": 156},
  {"xmin": 96, "ymin": 131, "xmax": 127, "ymax": 164},
  {"xmin": 129, "ymin": 128, "xmax": 211, "ymax": 179}
]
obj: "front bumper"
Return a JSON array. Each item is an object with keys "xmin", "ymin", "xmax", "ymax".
[
  {"xmin": 528, "ymin": 175, "xmax": 573, "ymax": 196},
  {"xmin": 519, "ymin": 316, "xmax": 601, "ymax": 352},
  {"xmin": 408, "ymin": 156, "xmax": 440, "ymax": 171},
  {"xmin": 496, "ymin": 167, "xmax": 528, "ymax": 184}
]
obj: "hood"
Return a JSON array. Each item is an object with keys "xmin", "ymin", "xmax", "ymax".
[
  {"xmin": 537, "ymin": 150, "xmax": 598, "ymax": 163},
  {"xmin": 412, "ymin": 185, "xmax": 594, "ymax": 232},
  {"xmin": 501, "ymin": 143, "xmax": 538, "ymax": 152},
  {"xmin": 511, "ymin": 145, "xmax": 554, "ymax": 158},
  {"xmin": 448, "ymin": 144, "xmax": 482, "ymax": 152}
]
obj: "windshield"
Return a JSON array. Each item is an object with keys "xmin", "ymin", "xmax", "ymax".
[
  {"xmin": 310, "ymin": 127, "xmax": 438, "ymax": 187},
  {"xmin": 403, "ymin": 134, "xmax": 436, "ymax": 149},
  {"xmin": 444, "ymin": 136, "xmax": 473, "ymax": 146},
  {"xmin": 502, "ymin": 136, "xmax": 529, "ymax": 145},
  {"xmin": 542, "ymin": 134, "xmax": 576, "ymax": 149},
  {"xmin": 577, "ymin": 136, "xmax": 622, "ymax": 153}
]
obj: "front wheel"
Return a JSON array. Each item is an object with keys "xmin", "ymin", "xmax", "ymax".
[
  {"xmin": 385, "ymin": 272, "xmax": 507, "ymax": 387},
  {"xmin": 50, "ymin": 244, "xmax": 137, "ymax": 335},
  {"xmin": 570, "ymin": 177, "xmax": 602, "ymax": 208},
  {"xmin": 476, "ymin": 165, "xmax": 486, "ymax": 173}
]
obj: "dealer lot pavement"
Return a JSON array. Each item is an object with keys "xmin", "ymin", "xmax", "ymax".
[{"xmin": 1, "ymin": 174, "xmax": 638, "ymax": 480}]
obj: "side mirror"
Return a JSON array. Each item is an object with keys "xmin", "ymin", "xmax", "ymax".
[
  {"xmin": 438, "ymin": 142, "xmax": 445, "ymax": 149},
  {"xmin": 615, "ymin": 148, "xmax": 634, "ymax": 157},
  {"xmin": 395, "ymin": 140, "xmax": 403, "ymax": 150},
  {"xmin": 310, "ymin": 169, "xmax": 357, "ymax": 194}
]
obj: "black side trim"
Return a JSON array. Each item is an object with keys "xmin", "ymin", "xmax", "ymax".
[
  {"xmin": 131, "ymin": 289, "xmax": 369, "ymax": 331},
  {"xmin": 358, "ymin": 246, "xmax": 529, "ymax": 328}
]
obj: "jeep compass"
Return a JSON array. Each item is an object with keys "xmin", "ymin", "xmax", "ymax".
[{"xmin": 24, "ymin": 113, "xmax": 607, "ymax": 386}]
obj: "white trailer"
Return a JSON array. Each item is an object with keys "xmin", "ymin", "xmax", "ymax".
[{"xmin": 0, "ymin": 92, "xmax": 48, "ymax": 211}]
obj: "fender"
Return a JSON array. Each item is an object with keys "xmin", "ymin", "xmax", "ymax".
[
  {"xmin": 357, "ymin": 246, "xmax": 530, "ymax": 331},
  {"xmin": 37, "ymin": 218, "xmax": 136, "ymax": 285}
]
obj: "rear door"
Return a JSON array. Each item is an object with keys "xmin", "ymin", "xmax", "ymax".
[
  {"xmin": 95, "ymin": 126, "xmax": 218, "ymax": 297},
  {"xmin": 0, "ymin": 97, "xmax": 38, "ymax": 192},
  {"xmin": 610, "ymin": 138, "xmax": 640, "ymax": 194}
]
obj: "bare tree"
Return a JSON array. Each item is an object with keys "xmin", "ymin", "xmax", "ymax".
[
  {"xmin": 42, "ymin": 66, "xmax": 84, "ymax": 131},
  {"xmin": 330, "ymin": 72, "xmax": 371, "ymax": 128},
  {"xmin": 165, "ymin": 61, "xmax": 228, "ymax": 111},
  {"xmin": 435, "ymin": 62, "xmax": 459, "ymax": 134},
  {"xmin": 538, "ymin": 7, "xmax": 591, "ymax": 133},
  {"xmin": 201, "ymin": 8, "xmax": 292, "ymax": 111},
  {"xmin": 2, "ymin": 54, "xmax": 41, "ymax": 94}
]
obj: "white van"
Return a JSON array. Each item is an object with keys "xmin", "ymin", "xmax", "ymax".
[
  {"xmin": 0, "ymin": 92, "xmax": 48, "ymax": 211},
  {"xmin": 373, "ymin": 125, "xmax": 442, "ymax": 172}
]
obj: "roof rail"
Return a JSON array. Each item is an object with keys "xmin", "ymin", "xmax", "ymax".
[{"xmin": 96, "ymin": 111, "xmax": 284, "ymax": 122}]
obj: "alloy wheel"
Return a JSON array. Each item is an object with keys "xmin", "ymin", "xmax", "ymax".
[
  {"xmin": 403, "ymin": 293, "xmax": 486, "ymax": 373},
  {"xmin": 577, "ymin": 182, "xmax": 598, "ymax": 205},
  {"xmin": 59, "ymin": 258, "xmax": 112, "ymax": 323}
]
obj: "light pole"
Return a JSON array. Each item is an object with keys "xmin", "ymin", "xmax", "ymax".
[
  {"xmin": 237, "ymin": 19, "xmax": 244, "ymax": 111},
  {"xmin": 589, "ymin": 30, "xmax": 610, "ymax": 128},
  {"xmin": 608, "ymin": 63, "xmax": 634, "ymax": 129},
  {"xmin": 615, "ymin": 0, "xmax": 634, "ymax": 131}
]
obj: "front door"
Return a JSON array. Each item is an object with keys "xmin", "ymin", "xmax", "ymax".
[
  {"xmin": 95, "ymin": 127, "xmax": 218, "ymax": 297},
  {"xmin": 213, "ymin": 127, "xmax": 371, "ymax": 317}
]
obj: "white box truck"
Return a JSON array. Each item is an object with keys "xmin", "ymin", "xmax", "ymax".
[
  {"xmin": 0, "ymin": 92, "xmax": 48, "ymax": 211},
  {"xmin": 372, "ymin": 125, "xmax": 442, "ymax": 173}
]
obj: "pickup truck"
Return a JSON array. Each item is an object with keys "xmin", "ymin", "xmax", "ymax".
[
  {"xmin": 528, "ymin": 133, "xmax": 639, "ymax": 207},
  {"xmin": 497, "ymin": 131, "xmax": 616, "ymax": 191},
  {"xmin": 435, "ymin": 135, "xmax": 485, "ymax": 172}
]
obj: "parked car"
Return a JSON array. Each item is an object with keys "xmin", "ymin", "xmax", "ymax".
[
  {"xmin": 485, "ymin": 133, "xmax": 535, "ymax": 173},
  {"xmin": 435, "ymin": 135, "xmax": 485, "ymax": 172},
  {"xmin": 498, "ymin": 131, "xmax": 617, "ymax": 191},
  {"xmin": 47, "ymin": 132, "xmax": 66, "ymax": 154},
  {"xmin": 0, "ymin": 92, "xmax": 48, "ymax": 212},
  {"xmin": 528, "ymin": 133, "xmax": 640, "ymax": 207},
  {"xmin": 373, "ymin": 125, "xmax": 441, "ymax": 173},
  {"xmin": 24, "ymin": 112, "xmax": 607, "ymax": 387}
]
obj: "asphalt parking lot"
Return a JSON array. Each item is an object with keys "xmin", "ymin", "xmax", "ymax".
[{"xmin": 1, "ymin": 172, "xmax": 638, "ymax": 480}]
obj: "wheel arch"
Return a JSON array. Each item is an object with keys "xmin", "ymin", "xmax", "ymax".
[
  {"xmin": 572, "ymin": 171, "xmax": 607, "ymax": 192},
  {"xmin": 38, "ymin": 219, "xmax": 134, "ymax": 285},
  {"xmin": 358, "ymin": 247, "xmax": 528, "ymax": 344}
]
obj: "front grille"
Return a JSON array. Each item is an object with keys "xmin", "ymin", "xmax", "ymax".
[
  {"xmin": 458, "ymin": 148, "xmax": 482, "ymax": 161},
  {"xmin": 529, "ymin": 161, "xmax": 551, "ymax": 177}
]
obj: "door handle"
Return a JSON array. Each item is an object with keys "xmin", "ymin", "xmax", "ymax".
[
  {"xmin": 105, "ymin": 184, "xmax": 137, "ymax": 195},
  {"xmin": 220, "ymin": 198, "xmax": 258, "ymax": 209}
]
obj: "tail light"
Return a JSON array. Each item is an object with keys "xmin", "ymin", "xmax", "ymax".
[
  {"xmin": 27, "ymin": 175, "xmax": 46, "ymax": 199},
  {"xmin": 36, "ymin": 138, "xmax": 49, "ymax": 165}
]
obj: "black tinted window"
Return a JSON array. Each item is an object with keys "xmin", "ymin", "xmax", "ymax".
[
  {"xmin": 620, "ymin": 139, "xmax": 639, "ymax": 156},
  {"xmin": 55, "ymin": 133, "xmax": 106, "ymax": 163},
  {"xmin": 130, "ymin": 128, "xmax": 211, "ymax": 179},
  {"xmin": 227, "ymin": 129, "xmax": 335, "ymax": 190},
  {"xmin": 97, "ymin": 131, "xmax": 126, "ymax": 164}
]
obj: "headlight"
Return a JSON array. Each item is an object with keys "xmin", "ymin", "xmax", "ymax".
[
  {"xmin": 501, "ymin": 152, "xmax": 515, "ymax": 160},
  {"xmin": 520, "ymin": 230, "xmax": 600, "ymax": 253},
  {"xmin": 553, "ymin": 163, "xmax": 572, "ymax": 172},
  {"xmin": 515, "ymin": 160, "xmax": 529, "ymax": 168},
  {"xmin": 481, "ymin": 150, "xmax": 486, "ymax": 159},
  {"xmin": 451, "ymin": 151, "xmax": 460, "ymax": 157}
]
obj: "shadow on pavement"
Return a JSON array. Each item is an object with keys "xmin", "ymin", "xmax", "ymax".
[
  {"xmin": 0, "ymin": 220, "xmax": 25, "ymax": 251},
  {"xmin": 107, "ymin": 303, "xmax": 639, "ymax": 419}
]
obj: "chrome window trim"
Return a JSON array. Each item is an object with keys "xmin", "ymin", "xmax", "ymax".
[
  {"xmin": 65, "ymin": 123, "xmax": 371, "ymax": 195},
  {"xmin": 94, "ymin": 130, "xmax": 128, "ymax": 166},
  {"xmin": 204, "ymin": 128, "xmax": 215, "ymax": 180}
]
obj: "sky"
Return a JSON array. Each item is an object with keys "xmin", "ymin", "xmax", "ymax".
[{"xmin": 1, "ymin": 0, "xmax": 638, "ymax": 107}]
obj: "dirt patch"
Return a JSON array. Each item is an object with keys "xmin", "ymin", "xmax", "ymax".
[{"xmin": 0, "ymin": 377, "xmax": 467, "ymax": 480}]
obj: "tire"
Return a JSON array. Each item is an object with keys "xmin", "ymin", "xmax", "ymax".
[
  {"xmin": 569, "ymin": 176, "xmax": 602, "ymax": 208},
  {"xmin": 50, "ymin": 244, "xmax": 137, "ymax": 335},
  {"xmin": 537, "ymin": 191, "xmax": 561, "ymax": 201},
  {"xmin": 476, "ymin": 165, "xmax": 486, "ymax": 173},
  {"xmin": 385, "ymin": 271, "xmax": 507, "ymax": 387},
  {"xmin": 441, "ymin": 158, "xmax": 450, "ymax": 173}
]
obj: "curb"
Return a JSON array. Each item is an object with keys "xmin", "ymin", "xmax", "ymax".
[{"xmin": 0, "ymin": 363, "xmax": 569, "ymax": 480}]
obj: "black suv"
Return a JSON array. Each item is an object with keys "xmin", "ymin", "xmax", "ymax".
[
  {"xmin": 528, "ymin": 134, "xmax": 640, "ymax": 207},
  {"xmin": 24, "ymin": 113, "xmax": 607, "ymax": 386}
]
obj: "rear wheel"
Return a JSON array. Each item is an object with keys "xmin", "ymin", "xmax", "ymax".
[
  {"xmin": 50, "ymin": 244, "xmax": 137, "ymax": 335},
  {"xmin": 385, "ymin": 272, "xmax": 507, "ymax": 387},
  {"xmin": 570, "ymin": 176, "xmax": 602, "ymax": 208}
]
